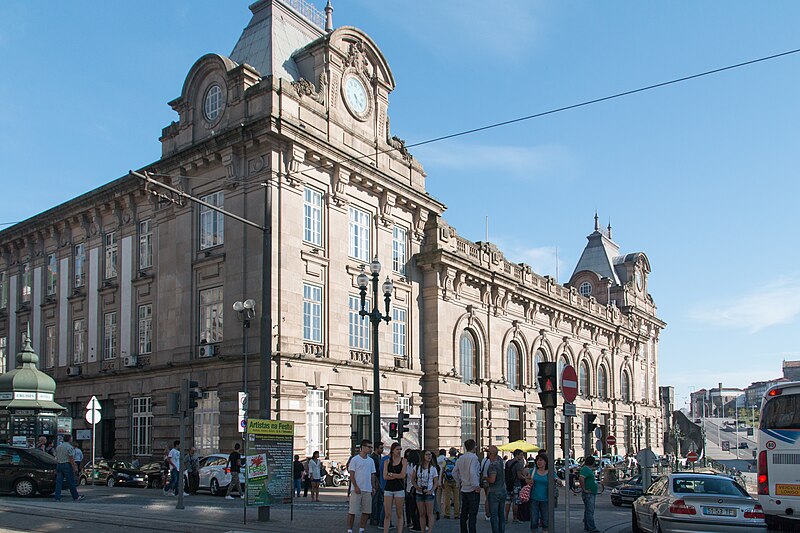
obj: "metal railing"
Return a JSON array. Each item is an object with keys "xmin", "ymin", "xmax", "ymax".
[{"xmin": 285, "ymin": 0, "xmax": 325, "ymax": 29}]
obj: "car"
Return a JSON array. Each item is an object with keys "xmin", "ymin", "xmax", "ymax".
[
  {"xmin": 197, "ymin": 453, "xmax": 245, "ymax": 496},
  {"xmin": 79, "ymin": 459, "xmax": 148, "ymax": 487},
  {"xmin": 632, "ymin": 472, "xmax": 766, "ymax": 532},
  {"xmin": 694, "ymin": 418, "xmax": 702, "ymax": 424},
  {"xmin": 139, "ymin": 461, "xmax": 166, "ymax": 488},
  {"xmin": 555, "ymin": 458, "xmax": 579, "ymax": 480},
  {"xmin": 0, "ymin": 445, "xmax": 58, "ymax": 497},
  {"xmin": 737, "ymin": 442, "xmax": 748, "ymax": 449},
  {"xmin": 611, "ymin": 474, "xmax": 661, "ymax": 506}
]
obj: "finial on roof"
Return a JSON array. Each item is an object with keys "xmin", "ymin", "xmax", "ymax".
[
  {"xmin": 325, "ymin": 0, "xmax": 333, "ymax": 33},
  {"xmin": 594, "ymin": 211, "xmax": 599, "ymax": 232},
  {"xmin": 607, "ymin": 219, "xmax": 612, "ymax": 239}
]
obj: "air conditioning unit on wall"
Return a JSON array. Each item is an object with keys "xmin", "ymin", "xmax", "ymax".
[
  {"xmin": 66, "ymin": 366, "xmax": 82, "ymax": 377},
  {"xmin": 123, "ymin": 355, "xmax": 138, "ymax": 368},
  {"xmin": 198, "ymin": 344, "xmax": 219, "ymax": 358}
]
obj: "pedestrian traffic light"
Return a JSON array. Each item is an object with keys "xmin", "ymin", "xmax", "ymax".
[
  {"xmin": 180, "ymin": 379, "xmax": 201, "ymax": 415},
  {"xmin": 389, "ymin": 422, "xmax": 398, "ymax": 439},
  {"xmin": 167, "ymin": 392, "xmax": 180, "ymax": 416},
  {"xmin": 537, "ymin": 361, "xmax": 557, "ymax": 408},
  {"xmin": 586, "ymin": 413, "xmax": 598, "ymax": 434},
  {"xmin": 397, "ymin": 410, "xmax": 410, "ymax": 441}
]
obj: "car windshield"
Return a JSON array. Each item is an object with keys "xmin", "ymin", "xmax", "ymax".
[
  {"xmin": 673, "ymin": 477, "xmax": 748, "ymax": 497},
  {"xmin": 112, "ymin": 461, "xmax": 133, "ymax": 469},
  {"xmin": 26, "ymin": 449, "xmax": 57, "ymax": 464}
]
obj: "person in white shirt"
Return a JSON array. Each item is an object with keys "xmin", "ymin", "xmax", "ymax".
[
  {"xmin": 452, "ymin": 439, "xmax": 481, "ymax": 533},
  {"xmin": 347, "ymin": 439, "xmax": 377, "ymax": 533}
]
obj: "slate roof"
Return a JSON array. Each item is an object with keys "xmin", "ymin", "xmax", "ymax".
[{"xmin": 571, "ymin": 229, "xmax": 621, "ymax": 284}]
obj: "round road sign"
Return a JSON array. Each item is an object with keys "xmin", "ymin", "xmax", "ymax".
[
  {"xmin": 686, "ymin": 451, "xmax": 699, "ymax": 463},
  {"xmin": 85, "ymin": 410, "xmax": 102, "ymax": 425},
  {"xmin": 606, "ymin": 435, "xmax": 617, "ymax": 446},
  {"xmin": 561, "ymin": 365, "xmax": 578, "ymax": 403}
]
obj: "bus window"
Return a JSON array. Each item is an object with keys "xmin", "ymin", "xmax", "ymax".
[{"xmin": 760, "ymin": 395, "xmax": 800, "ymax": 430}]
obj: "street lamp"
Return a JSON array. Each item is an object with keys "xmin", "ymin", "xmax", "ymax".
[
  {"xmin": 234, "ymin": 299, "xmax": 257, "ymax": 416},
  {"xmin": 670, "ymin": 424, "xmax": 683, "ymax": 471},
  {"xmin": 357, "ymin": 259, "xmax": 393, "ymax": 446}
]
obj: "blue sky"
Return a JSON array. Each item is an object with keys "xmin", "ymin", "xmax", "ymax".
[{"xmin": 2, "ymin": 1, "xmax": 800, "ymax": 409}]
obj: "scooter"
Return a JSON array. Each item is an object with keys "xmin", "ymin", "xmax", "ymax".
[{"xmin": 331, "ymin": 463, "xmax": 350, "ymax": 487}]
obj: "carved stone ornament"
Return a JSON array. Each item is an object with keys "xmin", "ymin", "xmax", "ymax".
[
  {"xmin": 291, "ymin": 72, "xmax": 327, "ymax": 105},
  {"xmin": 344, "ymin": 40, "xmax": 370, "ymax": 73},
  {"xmin": 386, "ymin": 117, "xmax": 412, "ymax": 162}
]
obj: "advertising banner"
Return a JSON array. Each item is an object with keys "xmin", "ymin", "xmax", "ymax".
[{"xmin": 245, "ymin": 419, "xmax": 294, "ymax": 506}]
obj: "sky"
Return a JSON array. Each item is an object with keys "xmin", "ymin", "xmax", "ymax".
[{"xmin": 2, "ymin": 1, "xmax": 800, "ymax": 409}]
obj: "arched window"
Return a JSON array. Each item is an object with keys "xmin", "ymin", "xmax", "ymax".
[
  {"xmin": 579, "ymin": 281, "xmax": 592, "ymax": 297},
  {"xmin": 579, "ymin": 360, "xmax": 590, "ymax": 398},
  {"xmin": 621, "ymin": 370, "xmax": 631, "ymax": 403},
  {"xmin": 534, "ymin": 349, "xmax": 545, "ymax": 383},
  {"xmin": 597, "ymin": 366, "xmax": 608, "ymax": 400},
  {"xmin": 460, "ymin": 330, "xmax": 477, "ymax": 384},
  {"xmin": 558, "ymin": 355, "xmax": 568, "ymax": 388},
  {"xmin": 507, "ymin": 343, "xmax": 521, "ymax": 390}
]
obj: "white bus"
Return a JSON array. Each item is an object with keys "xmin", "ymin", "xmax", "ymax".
[{"xmin": 757, "ymin": 381, "xmax": 800, "ymax": 530}]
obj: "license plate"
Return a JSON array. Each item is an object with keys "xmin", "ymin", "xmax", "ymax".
[
  {"xmin": 776, "ymin": 484, "xmax": 800, "ymax": 496},
  {"xmin": 703, "ymin": 507, "xmax": 737, "ymax": 517}
]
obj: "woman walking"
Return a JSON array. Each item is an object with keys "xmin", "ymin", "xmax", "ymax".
[
  {"xmin": 383, "ymin": 442, "xmax": 407, "ymax": 533},
  {"xmin": 404, "ymin": 449, "xmax": 421, "ymax": 532},
  {"xmin": 412, "ymin": 450, "xmax": 438, "ymax": 533},
  {"xmin": 527, "ymin": 454, "xmax": 550, "ymax": 533},
  {"xmin": 308, "ymin": 450, "xmax": 322, "ymax": 502}
]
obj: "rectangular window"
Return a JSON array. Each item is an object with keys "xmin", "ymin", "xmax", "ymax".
[
  {"xmin": 194, "ymin": 391, "xmax": 220, "ymax": 455},
  {"xmin": 199, "ymin": 287, "xmax": 224, "ymax": 344},
  {"xmin": 348, "ymin": 295, "xmax": 370, "ymax": 350},
  {"xmin": 303, "ymin": 187, "xmax": 323, "ymax": 247},
  {"xmin": 104, "ymin": 232, "xmax": 117, "ymax": 280},
  {"xmin": 303, "ymin": 284, "xmax": 322, "ymax": 343},
  {"xmin": 0, "ymin": 272, "xmax": 7, "ymax": 309},
  {"xmin": 131, "ymin": 397, "xmax": 153, "ymax": 456},
  {"xmin": 138, "ymin": 304, "xmax": 152, "ymax": 355},
  {"xmin": 508, "ymin": 405, "xmax": 522, "ymax": 442},
  {"xmin": 21, "ymin": 263, "xmax": 31, "ymax": 303},
  {"xmin": 306, "ymin": 389, "xmax": 325, "ymax": 456},
  {"xmin": 139, "ymin": 219, "xmax": 153, "ymax": 269},
  {"xmin": 352, "ymin": 393, "xmax": 371, "ymax": 415},
  {"xmin": 348, "ymin": 206, "xmax": 371, "ymax": 262},
  {"xmin": 103, "ymin": 312, "xmax": 117, "ymax": 360},
  {"xmin": 461, "ymin": 401, "xmax": 478, "ymax": 444},
  {"xmin": 392, "ymin": 307, "xmax": 406, "ymax": 357},
  {"xmin": 536, "ymin": 409, "xmax": 546, "ymax": 445},
  {"xmin": 641, "ymin": 371, "xmax": 648, "ymax": 402},
  {"xmin": 44, "ymin": 325, "xmax": 56, "ymax": 369},
  {"xmin": 200, "ymin": 191, "xmax": 224, "ymax": 250},
  {"xmin": 73, "ymin": 319, "xmax": 85, "ymax": 364},
  {"xmin": 392, "ymin": 226, "xmax": 407, "ymax": 275},
  {"xmin": 397, "ymin": 396, "xmax": 411, "ymax": 414},
  {"xmin": 0, "ymin": 336, "xmax": 6, "ymax": 374},
  {"xmin": 46, "ymin": 254, "xmax": 58, "ymax": 296},
  {"xmin": 624, "ymin": 415, "xmax": 632, "ymax": 452},
  {"xmin": 74, "ymin": 244, "xmax": 86, "ymax": 288}
]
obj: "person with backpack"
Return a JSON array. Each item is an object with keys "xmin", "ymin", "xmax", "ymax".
[
  {"xmin": 441, "ymin": 447, "xmax": 460, "ymax": 519},
  {"xmin": 504, "ymin": 449, "xmax": 527, "ymax": 523}
]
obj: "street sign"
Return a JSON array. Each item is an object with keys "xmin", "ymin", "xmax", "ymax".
[
  {"xmin": 606, "ymin": 435, "xmax": 617, "ymax": 446},
  {"xmin": 594, "ymin": 427, "xmax": 603, "ymax": 439},
  {"xmin": 561, "ymin": 365, "xmax": 578, "ymax": 403},
  {"xmin": 686, "ymin": 451, "xmax": 699, "ymax": 463},
  {"xmin": 721, "ymin": 441, "xmax": 730, "ymax": 452},
  {"xmin": 564, "ymin": 402, "xmax": 576, "ymax": 417},
  {"xmin": 86, "ymin": 396, "xmax": 102, "ymax": 411},
  {"xmin": 595, "ymin": 439, "xmax": 603, "ymax": 452},
  {"xmin": 238, "ymin": 392, "xmax": 248, "ymax": 434},
  {"xmin": 85, "ymin": 409, "xmax": 102, "ymax": 424}
]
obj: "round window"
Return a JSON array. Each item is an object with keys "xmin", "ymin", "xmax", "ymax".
[
  {"xmin": 579, "ymin": 281, "xmax": 592, "ymax": 297},
  {"xmin": 203, "ymin": 85, "xmax": 223, "ymax": 122}
]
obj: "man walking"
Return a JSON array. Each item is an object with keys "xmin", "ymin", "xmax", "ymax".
[
  {"xmin": 442, "ymin": 447, "xmax": 460, "ymax": 519},
  {"xmin": 453, "ymin": 439, "xmax": 481, "ymax": 533},
  {"xmin": 579, "ymin": 456, "xmax": 600, "ymax": 533},
  {"xmin": 370, "ymin": 441, "xmax": 385, "ymax": 527},
  {"xmin": 54, "ymin": 434, "xmax": 83, "ymax": 502},
  {"xmin": 347, "ymin": 439, "xmax": 377, "ymax": 533},
  {"xmin": 163, "ymin": 440, "xmax": 181, "ymax": 496},
  {"xmin": 225, "ymin": 443, "xmax": 244, "ymax": 499},
  {"xmin": 73, "ymin": 442, "xmax": 83, "ymax": 471},
  {"xmin": 485, "ymin": 445, "xmax": 506, "ymax": 533},
  {"xmin": 186, "ymin": 446, "xmax": 200, "ymax": 495}
]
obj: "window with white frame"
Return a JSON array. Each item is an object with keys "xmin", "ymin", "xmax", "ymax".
[
  {"xmin": 303, "ymin": 187, "xmax": 323, "ymax": 247},
  {"xmin": 536, "ymin": 409, "xmax": 546, "ymax": 444},
  {"xmin": 74, "ymin": 244, "xmax": 86, "ymax": 288},
  {"xmin": 579, "ymin": 281, "xmax": 592, "ymax": 297},
  {"xmin": 194, "ymin": 391, "xmax": 220, "ymax": 455},
  {"xmin": 348, "ymin": 295, "xmax": 370, "ymax": 350},
  {"xmin": 73, "ymin": 319, "xmax": 85, "ymax": 364},
  {"xmin": 0, "ymin": 336, "xmax": 6, "ymax": 374},
  {"xmin": 44, "ymin": 325, "xmax": 56, "ymax": 369},
  {"xmin": 303, "ymin": 284, "xmax": 322, "ymax": 343},
  {"xmin": 348, "ymin": 206, "xmax": 371, "ymax": 262},
  {"xmin": 396, "ymin": 395, "xmax": 411, "ymax": 414},
  {"xmin": 104, "ymin": 232, "xmax": 117, "ymax": 280},
  {"xmin": 46, "ymin": 254, "xmax": 58, "ymax": 296},
  {"xmin": 392, "ymin": 307, "xmax": 406, "ymax": 358},
  {"xmin": 200, "ymin": 191, "xmax": 225, "ymax": 250},
  {"xmin": 558, "ymin": 355, "xmax": 568, "ymax": 388},
  {"xmin": 131, "ymin": 397, "xmax": 153, "ymax": 456},
  {"xmin": 460, "ymin": 330, "xmax": 478, "ymax": 384},
  {"xmin": 306, "ymin": 389, "xmax": 325, "ymax": 456},
  {"xmin": 534, "ymin": 349, "xmax": 545, "ymax": 385},
  {"xmin": 507, "ymin": 343, "xmax": 521, "ymax": 390},
  {"xmin": 138, "ymin": 304, "xmax": 152, "ymax": 355},
  {"xmin": 0, "ymin": 272, "xmax": 7, "ymax": 309},
  {"xmin": 579, "ymin": 360, "xmax": 591, "ymax": 398},
  {"xmin": 461, "ymin": 401, "xmax": 478, "ymax": 443},
  {"xmin": 392, "ymin": 225, "xmax": 407, "ymax": 275},
  {"xmin": 641, "ymin": 370, "xmax": 648, "ymax": 402},
  {"xmin": 21, "ymin": 263, "xmax": 31, "ymax": 303},
  {"xmin": 621, "ymin": 370, "xmax": 631, "ymax": 403},
  {"xmin": 199, "ymin": 287, "xmax": 223, "ymax": 344},
  {"xmin": 139, "ymin": 219, "xmax": 153, "ymax": 269},
  {"xmin": 103, "ymin": 312, "xmax": 117, "ymax": 360},
  {"xmin": 598, "ymin": 365, "xmax": 608, "ymax": 400},
  {"xmin": 651, "ymin": 369, "xmax": 657, "ymax": 403}
]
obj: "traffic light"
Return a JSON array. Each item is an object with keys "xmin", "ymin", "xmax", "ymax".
[
  {"xmin": 389, "ymin": 422, "xmax": 398, "ymax": 439},
  {"xmin": 167, "ymin": 392, "xmax": 180, "ymax": 416},
  {"xmin": 586, "ymin": 413, "xmax": 597, "ymax": 434},
  {"xmin": 397, "ymin": 410, "xmax": 410, "ymax": 441},
  {"xmin": 181, "ymin": 379, "xmax": 201, "ymax": 415},
  {"xmin": 537, "ymin": 361, "xmax": 557, "ymax": 408}
]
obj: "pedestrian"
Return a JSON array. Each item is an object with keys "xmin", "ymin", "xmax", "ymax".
[
  {"xmin": 484, "ymin": 445, "xmax": 506, "ymax": 533},
  {"xmin": 163, "ymin": 440, "xmax": 181, "ymax": 496},
  {"xmin": 480, "ymin": 448, "xmax": 492, "ymax": 522},
  {"xmin": 436, "ymin": 449, "xmax": 447, "ymax": 520},
  {"xmin": 412, "ymin": 450, "xmax": 438, "ymax": 533},
  {"xmin": 504, "ymin": 449, "xmax": 527, "ymax": 523},
  {"xmin": 579, "ymin": 456, "xmax": 600, "ymax": 533},
  {"xmin": 442, "ymin": 447, "xmax": 460, "ymax": 519},
  {"xmin": 383, "ymin": 442, "xmax": 407, "ymax": 533},
  {"xmin": 293, "ymin": 454, "xmax": 304, "ymax": 497},
  {"xmin": 347, "ymin": 439, "xmax": 377, "ymax": 533},
  {"xmin": 405, "ymin": 449, "xmax": 422, "ymax": 532},
  {"xmin": 527, "ymin": 453, "xmax": 550, "ymax": 533},
  {"xmin": 187, "ymin": 446, "xmax": 200, "ymax": 495},
  {"xmin": 303, "ymin": 456, "xmax": 313, "ymax": 497},
  {"xmin": 73, "ymin": 442, "xmax": 83, "ymax": 472},
  {"xmin": 370, "ymin": 442, "xmax": 385, "ymax": 527},
  {"xmin": 36, "ymin": 435, "xmax": 48, "ymax": 453},
  {"xmin": 54, "ymin": 434, "xmax": 83, "ymax": 502},
  {"xmin": 452, "ymin": 439, "xmax": 481, "ymax": 533},
  {"xmin": 309, "ymin": 450, "xmax": 322, "ymax": 502},
  {"xmin": 225, "ymin": 443, "xmax": 244, "ymax": 499}
]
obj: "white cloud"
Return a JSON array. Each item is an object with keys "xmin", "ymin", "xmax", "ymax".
[
  {"xmin": 491, "ymin": 239, "xmax": 570, "ymax": 280},
  {"xmin": 689, "ymin": 277, "xmax": 800, "ymax": 333}
]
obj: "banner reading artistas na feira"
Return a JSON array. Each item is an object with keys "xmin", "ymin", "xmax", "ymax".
[{"xmin": 245, "ymin": 419, "xmax": 294, "ymax": 506}]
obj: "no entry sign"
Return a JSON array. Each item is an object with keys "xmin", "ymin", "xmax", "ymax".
[
  {"xmin": 561, "ymin": 365, "xmax": 578, "ymax": 403},
  {"xmin": 606, "ymin": 435, "xmax": 617, "ymax": 446},
  {"xmin": 686, "ymin": 451, "xmax": 699, "ymax": 463}
]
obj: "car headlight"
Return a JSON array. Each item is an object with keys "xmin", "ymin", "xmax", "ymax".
[{"xmin": 611, "ymin": 488, "xmax": 619, "ymax": 495}]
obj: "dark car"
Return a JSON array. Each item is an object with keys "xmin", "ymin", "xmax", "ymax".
[
  {"xmin": 0, "ymin": 445, "xmax": 57, "ymax": 497},
  {"xmin": 79, "ymin": 459, "xmax": 148, "ymax": 487},
  {"xmin": 140, "ymin": 461, "xmax": 166, "ymax": 488},
  {"xmin": 610, "ymin": 474, "xmax": 661, "ymax": 506}
]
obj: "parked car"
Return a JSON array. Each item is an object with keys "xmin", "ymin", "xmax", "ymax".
[
  {"xmin": 632, "ymin": 472, "xmax": 766, "ymax": 532},
  {"xmin": 555, "ymin": 458, "xmax": 579, "ymax": 480},
  {"xmin": 140, "ymin": 461, "xmax": 166, "ymax": 488},
  {"xmin": 737, "ymin": 442, "xmax": 749, "ymax": 449},
  {"xmin": 79, "ymin": 459, "xmax": 148, "ymax": 487},
  {"xmin": 0, "ymin": 445, "xmax": 57, "ymax": 497},
  {"xmin": 611, "ymin": 474, "xmax": 661, "ymax": 506},
  {"xmin": 197, "ymin": 453, "xmax": 245, "ymax": 496}
]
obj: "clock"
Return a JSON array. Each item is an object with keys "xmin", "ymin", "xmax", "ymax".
[{"xmin": 343, "ymin": 75, "xmax": 369, "ymax": 118}]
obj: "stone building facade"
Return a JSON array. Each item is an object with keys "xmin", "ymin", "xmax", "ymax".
[{"xmin": 0, "ymin": 0, "xmax": 665, "ymax": 461}]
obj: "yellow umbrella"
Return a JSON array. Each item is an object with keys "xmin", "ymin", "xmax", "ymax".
[{"xmin": 497, "ymin": 440, "xmax": 540, "ymax": 453}]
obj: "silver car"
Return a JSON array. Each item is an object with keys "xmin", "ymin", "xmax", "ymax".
[
  {"xmin": 632, "ymin": 473, "xmax": 767, "ymax": 532},
  {"xmin": 197, "ymin": 453, "xmax": 246, "ymax": 496}
]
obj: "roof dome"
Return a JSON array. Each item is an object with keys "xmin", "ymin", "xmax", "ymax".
[{"xmin": 0, "ymin": 337, "xmax": 58, "ymax": 401}]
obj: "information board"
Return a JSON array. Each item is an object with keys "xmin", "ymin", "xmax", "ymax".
[{"xmin": 245, "ymin": 419, "xmax": 294, "ymax": 506}]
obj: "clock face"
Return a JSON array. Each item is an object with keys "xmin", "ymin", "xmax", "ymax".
[{"xmin": 344, "ymin": 76, "xmax": 368, "ymax": 115}]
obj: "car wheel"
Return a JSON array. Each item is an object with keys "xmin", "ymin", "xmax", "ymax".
[
  {"xmin": 13, "ymin": 478, "xmax": 37, "ymax": 497},
  {"xmin": 79, "ymin": 476, "xmax": 87, "ymax": 486},
  {"xmin": 106, "ymin": 476, "xmax": 116, "ymax": 488},
  {"xmin": 210, "ymin": 478, "xmax": 220, "ymax": 496},
  {"xmin": 631, "ymin": 507, "xmax": 643, "ymax": 533},
  {"xmin": 653, "ymin": 516, "xmax": 662, "ymax": 533},
  {"xmin": 612, "ymin": 500, "xmax": 622, "ymax": 507}
]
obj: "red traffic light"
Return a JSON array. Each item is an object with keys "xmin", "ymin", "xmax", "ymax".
[{"xmin": 389, "ymin": 422, "xmax": 398, "ymax": 439}]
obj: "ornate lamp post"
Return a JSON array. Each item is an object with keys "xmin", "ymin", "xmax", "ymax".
[
  {"xmin": 357, "ymin": 258, "xmax": 393, "ymax": 446},
  {"xmin": 233, "ymin": 299, "xmax": 257, "ymax": 415}
]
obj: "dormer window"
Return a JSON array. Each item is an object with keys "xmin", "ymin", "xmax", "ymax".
[
  {"xmin": 203, "ymin": 85, "xmax": 223, "ymax": 122},
  {"xmin": 579, "ymin": 281, "xmax": 592, "ymax": 297}
]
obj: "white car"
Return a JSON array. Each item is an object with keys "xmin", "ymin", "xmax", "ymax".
[{"xmin": 197, "ymin": 453, "xmax": 246, "ymax": 496}]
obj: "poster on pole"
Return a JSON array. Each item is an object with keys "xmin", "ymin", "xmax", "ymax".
[{"xmin": 245, "ymin": 419, "xmax": 294, "ymax": 506}]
